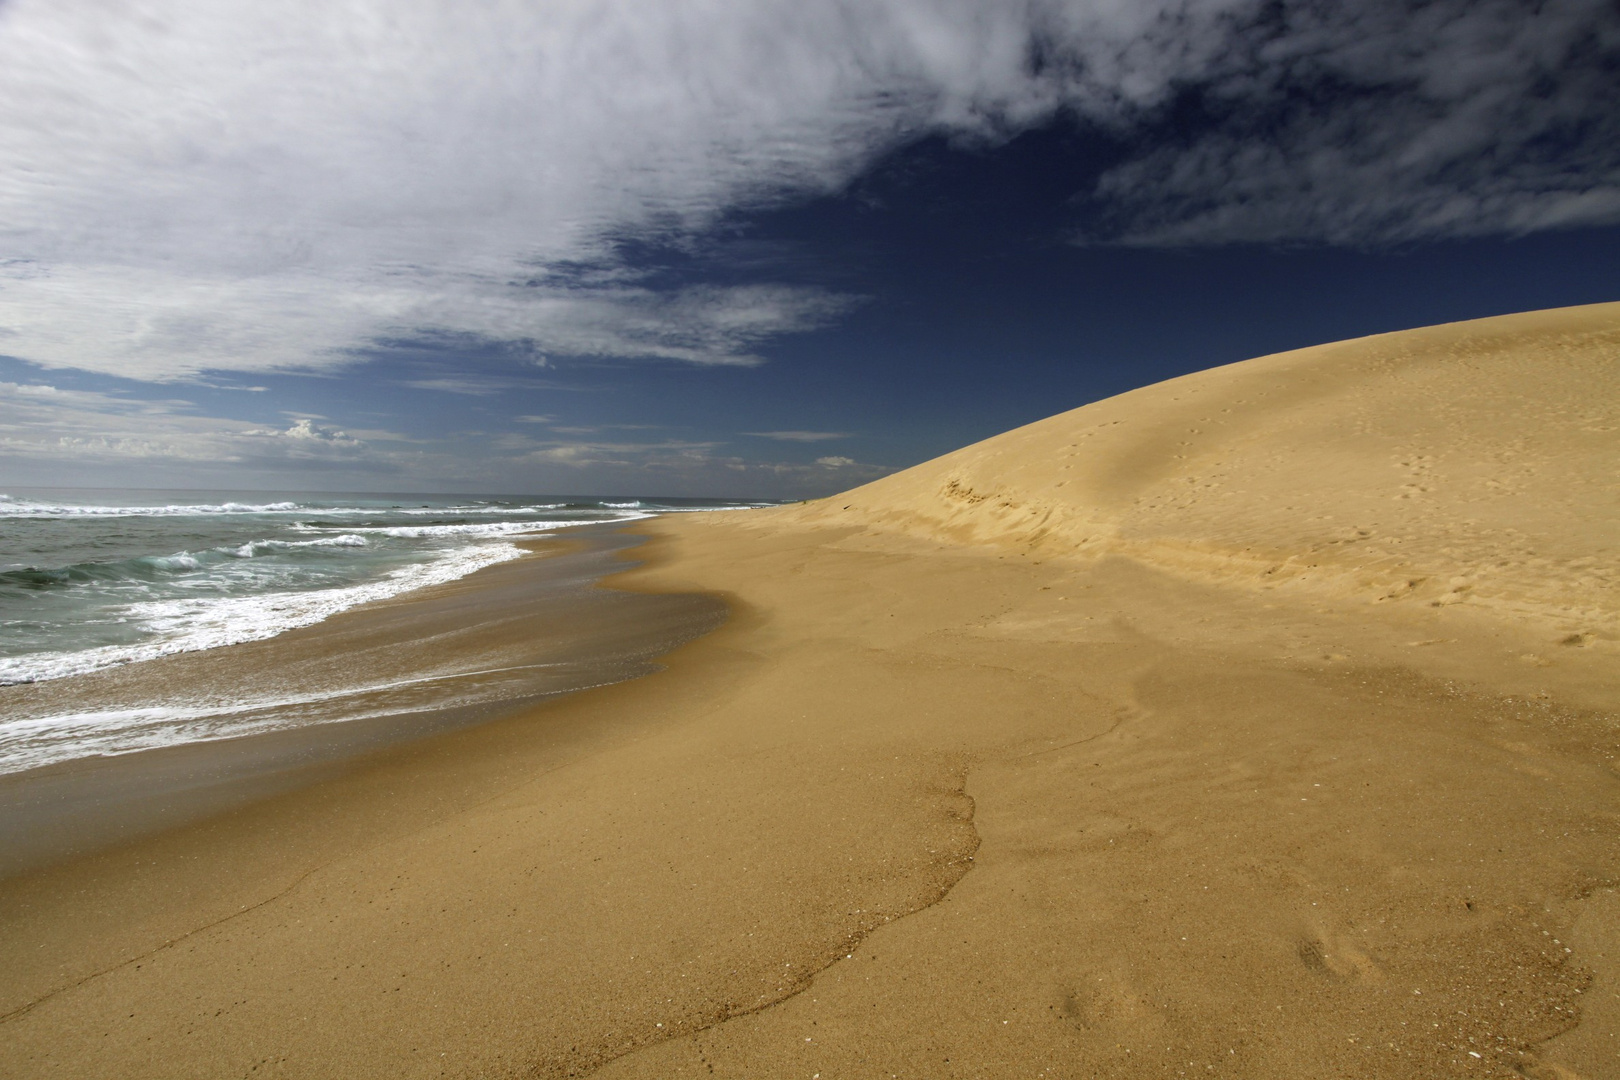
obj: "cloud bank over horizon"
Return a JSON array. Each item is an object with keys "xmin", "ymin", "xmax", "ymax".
[{"xmin": 1, "ymin": 0, "xmax": 1615, "ymax": 385}]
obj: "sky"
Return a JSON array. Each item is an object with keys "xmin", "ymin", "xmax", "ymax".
[{"xmin": 1, "ymin": 0, "xmax": 1616, "ymax": 498}]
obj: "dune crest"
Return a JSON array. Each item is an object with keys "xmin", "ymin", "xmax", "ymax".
[{"xmin": 786, "ymin": 302, "xmax": 1620, "ymax": 639}]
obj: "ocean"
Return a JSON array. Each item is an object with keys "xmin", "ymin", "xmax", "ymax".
[{"xmin": 0, "ymin": 489, "xmax": 757, "ymax": 778}]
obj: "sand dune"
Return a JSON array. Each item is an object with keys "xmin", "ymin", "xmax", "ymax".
[
  {"xmin": 789, "ymin": 302, "xmax": 1620, "ymax": 644},
  {"xmin": 2, "ymin": 304, "xmax": 1616, "ymax": 1079}
]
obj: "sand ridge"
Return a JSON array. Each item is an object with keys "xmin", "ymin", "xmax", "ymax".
[
  {"xmin": 779, "ymin": 302, "xmax": 1620, "ymax": 650},
  {"xmin": 0, "ymin": 303, "xmax": 1616, "ymax": 1078}
]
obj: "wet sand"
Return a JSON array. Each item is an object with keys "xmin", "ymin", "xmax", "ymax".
[
  {"xmin": 1, "ymin": 304, "xmax": 1616, "ymax": 1079},
  {"xmin": 0, "ymin": 527, "xmax": 725, "ymax": 879}
]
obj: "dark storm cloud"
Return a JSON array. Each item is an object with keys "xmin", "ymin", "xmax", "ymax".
[{"xmin": 1088, "ymin": 0, "xmax": 1620, "ymax": 244}]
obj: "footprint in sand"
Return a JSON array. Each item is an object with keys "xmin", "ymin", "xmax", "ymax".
[
  {"xmin": 1059, "ymin": 977, "xmax": 1161, "ymax": 1036},
  {"xmin": 1517, "ymin": 1058, "xmax": 1592, "ymax": 1080},
  {"xmin": 1296, "ymin": 936, "xmax": 1384, "ymax": 982}
]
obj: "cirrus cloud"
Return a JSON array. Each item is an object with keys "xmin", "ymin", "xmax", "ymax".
[{"xmin": 0, "ymin": 0, "xmax": 1612, "ymax": 384}]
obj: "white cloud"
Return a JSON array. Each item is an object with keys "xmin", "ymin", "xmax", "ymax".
[
  {"xmin": 402, "ymin": 378, "xmax": 513, "ymax": 397},
  {"xmin": 0, "ymin": 372, "xmax": 892, "ymax": 495},
  {"xmin": 242, "ymin": 418, "xmax": 361, "ymax": 446},
  {"xmin": 0, "ymin": 0, "xmax": 1612, "ymax": 383},
  {"xmin": 0, "ymin": 380, "xmax": 384, "ymax": 468},
  {"xmin": 0, "ymin": 262, "xmax": 853, "ymax": 377},
  {"xmin": 507, "ymin": 436, "xmax": 891, "ymax": 496},
  {"xmin": 507, "ymin": 432, "xmax": 880, "ymax": 474},
  {"xmin": 521, "ymin": 439, "xmax": 722, "ymax": 469},
  {"xmin": 744, "ymin": 430, "xmax": 852, "ymax": 442}
]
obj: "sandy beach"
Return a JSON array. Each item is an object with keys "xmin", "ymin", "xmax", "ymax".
[
  {"xmin": 0, "ymin": 528, "xmax": 725, "ymax": 880},
  {"xmin": 2, "ymin": 303, "xmax": 1617, "ymax": 1078}
]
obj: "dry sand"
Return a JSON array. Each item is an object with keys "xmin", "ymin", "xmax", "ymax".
[{"xmin": 1, "ymin": 302, "xmax": 1616, "ymax": 1078}]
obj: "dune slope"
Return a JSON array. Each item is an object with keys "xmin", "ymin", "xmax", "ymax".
[{"xmin": 790, "ymin": 302, "xmax": 1620, "ymax": 643}]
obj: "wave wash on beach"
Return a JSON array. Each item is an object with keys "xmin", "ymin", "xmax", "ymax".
[{"xmin": 0, "ymin": 492, "xmax": 762, "ymax": 772}]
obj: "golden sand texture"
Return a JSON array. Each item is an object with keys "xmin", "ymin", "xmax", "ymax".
[
  {"xmin": 781, "ymin": 302, "xmax": 1620, "ymax": 646},
  {"xmin": 1, "ymin": 304, "xmax": 1616, "ymax": 1079}
]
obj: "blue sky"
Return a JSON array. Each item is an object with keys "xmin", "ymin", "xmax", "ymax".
[{"xmin": 1, "ymin": 0, "xmax": 1617, "ymax": 498}]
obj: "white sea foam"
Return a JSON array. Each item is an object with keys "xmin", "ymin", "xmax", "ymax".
[
  {"xmin": 143, "ymin": 553, "xmax": 204, "ymax": 571},
  {"xmin": 0, "ymin": 494, "xmax": 762, "ymax": 774},
  {"xmin": 394, "ymin": 503, "xmax": 567, "ymax": 515},
  {"xmin": 0, "ymin": 540, "xmax": 528, "ymax": 685},
  {"xmin": 357, "ymin": 515, "xmax": 639, "ymax": 539},
  {"xmin": 0, "ymin": 660, "xmax": 603, "ymax": 774},
  {"xmin": 230, "ymin": 534, "xmax": 369, "ymax": 557},
  {"xmin": 655, "ymin": 503, "xmax": 774, "ymax": 513},
  {"xmin": 0, "ymin": 496, "xmax": 310, "ymax": 517},
  {"xmin": 0, "ymin": 498, "xmax": 596, "ymax": 519}
]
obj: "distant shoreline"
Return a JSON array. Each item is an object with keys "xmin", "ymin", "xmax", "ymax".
[
  {"xmin": 0, "ymin": 526, "xmax": 725, "ymax": 879},
  {"xmin": 0, "ymin": 492, "xmax": 751, "ymax": 691}
]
